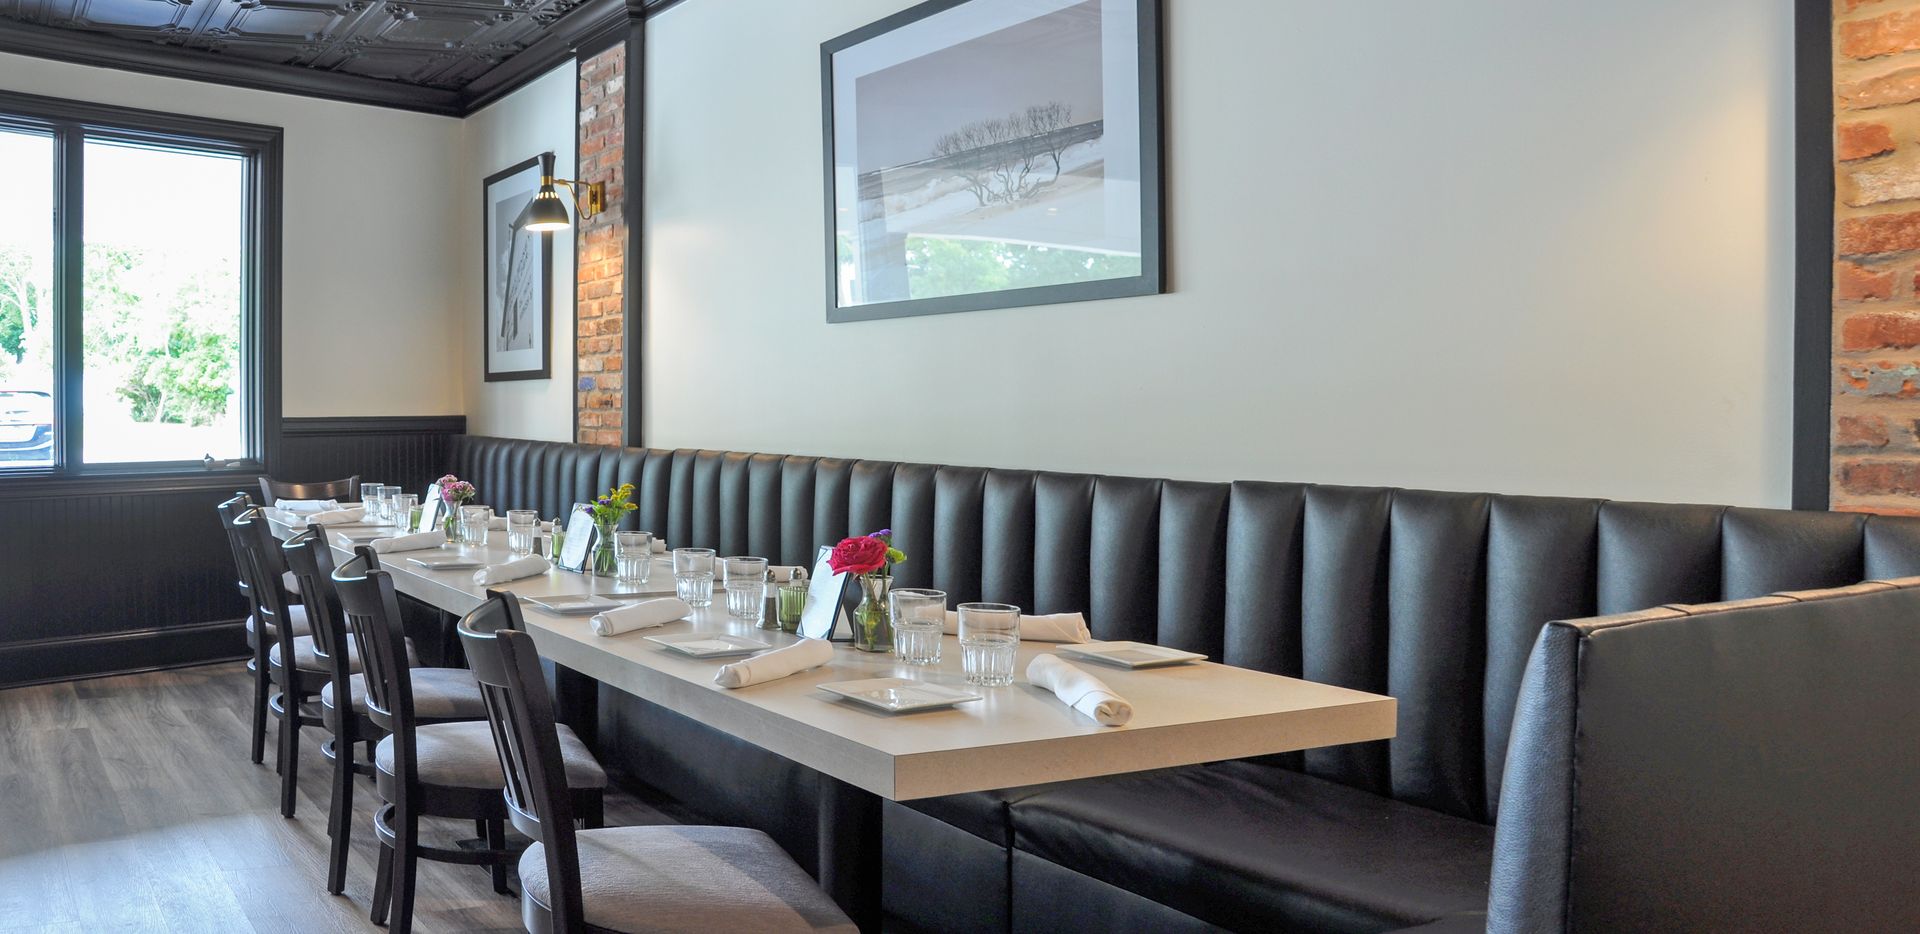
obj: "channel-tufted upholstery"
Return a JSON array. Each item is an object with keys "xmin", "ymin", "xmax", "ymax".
[{"xmin": 449, "ymin": 436, "xmax": 1920, "ymax": 932}]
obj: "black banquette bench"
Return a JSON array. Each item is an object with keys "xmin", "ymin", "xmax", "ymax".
[{"xmin": 447, "ymin": 435, "xmax": 1920, "ymax": 933}]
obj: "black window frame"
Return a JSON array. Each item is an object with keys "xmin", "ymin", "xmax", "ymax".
[{"xmin": 0, "ymin": 89, "xmax": 282, "ymax": 490}]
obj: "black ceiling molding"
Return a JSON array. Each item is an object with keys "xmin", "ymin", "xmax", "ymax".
[{"xmin": 0, "ymin": 0, "xmax": 685, "ymax": 118}]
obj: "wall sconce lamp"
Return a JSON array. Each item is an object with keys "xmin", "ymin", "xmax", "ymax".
[{"xmin": 519, "ymin": 151, "xmax": 605, "ymax": 231}]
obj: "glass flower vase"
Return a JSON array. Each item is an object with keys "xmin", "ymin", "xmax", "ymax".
[
  {"xmin": 853, "ymin": 573, "xmax": 893, "ymax": 653},
  {"xmin": 443, "ymin": 512, "xmax": 463, "ymax": 544},
  {"xmin": 592, "ymin": 524, "xmax": 618, "ymax": 576}
]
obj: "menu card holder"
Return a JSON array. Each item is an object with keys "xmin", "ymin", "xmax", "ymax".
[
  {"xmin": 797, "ymin": 546, "xmax": 855, "ymax": 642},
  {"xmin": 554, "ymin": 504, "xmax": 598, "ymax": 574},
  {"xmin": 417, "ymin": 482, "xmax": 443, "ymax": 534}
]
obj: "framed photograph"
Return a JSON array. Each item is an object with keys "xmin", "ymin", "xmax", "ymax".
[
  {"xmin": 482, "ymin": 154, "xmax": 552, "ymax": 381},
  {"xmin": 822, "ymin": 0, "xmax": 1163, "ymax": 323}
]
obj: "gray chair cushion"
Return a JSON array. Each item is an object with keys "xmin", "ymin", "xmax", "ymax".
[
  {"xmin": 245, "ymin": 604, "xmax": 310, "ymax": 638},
  {"xmin": 268, "ymin": 633, "xmax": 356, "ymax": 673},
  {"xmin": 322, "ymin": 668, "xmax": 486, "ymax": 721},
  {"xmin": 377, "ymin": 720, "xmax": 607, "ymax": 790},
  {"xmin": 519, "ymin": 825, "xmax": 856, "ymax": 933}
]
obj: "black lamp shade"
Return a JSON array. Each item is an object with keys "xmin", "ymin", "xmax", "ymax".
[{"xmin": 520, "ymin": 187, "xmax": 571, "ymax": 231}]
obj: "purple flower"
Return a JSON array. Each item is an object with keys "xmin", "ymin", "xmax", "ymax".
[{"xmin": 868, "ymin": 528, "xmax": 892, "ymax": 540}]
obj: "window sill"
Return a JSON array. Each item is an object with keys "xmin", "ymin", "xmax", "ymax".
[{"xmin": 0, "ymin": 464, "xmax": 265, "ymax": 500}]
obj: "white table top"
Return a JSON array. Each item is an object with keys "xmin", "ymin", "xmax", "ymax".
[{"xmin": 267, "ymin": 512, "xmax": 1397, "ymax": 801}]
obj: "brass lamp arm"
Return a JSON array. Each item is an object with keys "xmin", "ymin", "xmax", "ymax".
[{"xmin": 548, "ymin": 176, "xmax": 606, "ymax": 220}]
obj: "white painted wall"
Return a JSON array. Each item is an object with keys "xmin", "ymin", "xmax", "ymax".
[
  {"xmin": 458, "ymin": 61, "xmax": 579, "ymax": 442},
  {"xmin": 641, "ymin": 0, "xmax": 1796, "ymax": 506},
  {"xmin": 0, "ymin": 51, "xmax": 467, "ymax": 418}
]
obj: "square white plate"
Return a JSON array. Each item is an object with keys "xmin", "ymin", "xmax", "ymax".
[
  {"xmin": 407, "ymin": 554, "xmax": 483, "ymax": 571},
  {"xmin": 644, "ymin": 633, "xmax": 771, "ymax": 658},
  {"xmin": 818, "ymin": 678, "xmax": 982, "ymax": 713},
  {"xmin": 525, "ymin": 594, "xmax": 623, "ymax": 616},
  {"xmin": 335, "ymin": 531, "xmax": 391, "ymax": 545},
  {"xmin": 1056, "ymin": 641, "xmax": 1207, "ymax": 669}
]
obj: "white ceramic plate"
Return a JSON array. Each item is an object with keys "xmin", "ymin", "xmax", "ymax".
[
  {"xmin": 407, "ymin": 554, "xmax": 484, "ymax": 571},
  {"xmin": 644, "ymin": 633, "xmax": 771, "ymax": 658},
  {"xmin": 335, "ymin": 531, "xmax": 391, "ymax": 545},
  {"xmin": 818, "ymin": 678, "xmax": 982, "ymax": 713},
  {"xmin": 525, "ymin": 594, "xmax": 624, "ymax": 616},
  {"xmin": 1055, "ymin": 641, "xmax": 1207, "ymax": 669}
]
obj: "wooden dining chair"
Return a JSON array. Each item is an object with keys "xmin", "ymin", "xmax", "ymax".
[
  {"xmin": 284, "ymin": 529, "xmax": 491, "ymax": 896},
  {"xmin": 260, "ymin": 474, "xmax": 360, "ymax": 504},
  {"xmin": 457, "ymin": 592, "xmax": 856, "ymax": 934},
  {"xmin": 223, "ymin": 498, "xmax": 312, "ymax": 766},
  {"xmin": 334, "ymin": 554, "xmax": 608, "ymax": 934},
  {"xmin": 236, "ymin": 508, "xmax": 344, "ymax": 817}
]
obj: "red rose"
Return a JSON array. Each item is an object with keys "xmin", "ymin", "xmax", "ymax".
[{"xmin": 829, "ymin": 535, "xmax": 889, "ymax": 576}]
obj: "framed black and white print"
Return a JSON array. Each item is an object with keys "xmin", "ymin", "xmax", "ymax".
[
  {"xmin": 823, "ymin": 0, "xmax": 1163, "ymax": 323},
  {"xmin": 482, "ymin": 155, "xmax": 552, "ymax": 381}
]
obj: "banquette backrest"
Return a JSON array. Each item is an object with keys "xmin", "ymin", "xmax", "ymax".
[
  {"xmin": 451, "ymin": 436, "xmax": 1920, "ymax": 825},
  {"xmin": 1490, "ymin": 579, "xmax": 1920, "ymax": 932}
]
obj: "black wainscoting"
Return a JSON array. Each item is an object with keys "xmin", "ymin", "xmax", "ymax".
[
  {"xmin": 0, "ymin": 415, "xmax": 465, "ymax": 688},
  {"xmin": 279, "ymin": 416, "xmax": 467, "ymax": 500}
]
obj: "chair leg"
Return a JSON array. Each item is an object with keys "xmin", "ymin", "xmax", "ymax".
[
  {"xmin": 371, "ymin": 836, "xmax": 393, "ymax": 925},
  {"xmin": 249, "ymin": 662, "xmax": 270, "ymax": 765},
  {"xmin": 390, "ymin": 801, "xmax": 420, "ymax": 934},
  {"xmin": 326, "ymin": 736, "xmax": 355, "ymax": 895},
  {"xmin": 486, "ymin": 818, "xmax": 510, "ymax": 895},
  {"xmin": 279, "ymin": 694, "xmax": 302, "ymax": 819}
]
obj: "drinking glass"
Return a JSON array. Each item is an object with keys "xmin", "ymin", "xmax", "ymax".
[
  {"xmin": 891, "ymin": 588, "xmax": 947, "ymax": 666},
  {"xmin": 460, "ymin": 505, "xmax": 492, "ymax": 546},
  {"xmin": 615, "ymin": 531, "xmax": 654, "ymax": 584},
  {"xmin": 507, "ymin": 509, "xmax": 539, "ymax": 557},
  {"xmin": 673, "ymin": 548, "xmax": 716, "ymax": 608},
  {"xmin": 958, "ymin": 602, "xmax": 1020, "ymax": 686},
  {"xmin": 388, "ymin": 494, "xmax": 418, "ymax": 533},
  {"xmin": 379, "ymin": 485, "xmax": 403, "ymax": 525},
  {"xmin": 776, "ymin": 578, "xmax": 808, "ymax": 633},
  {"xmin": 725, "ymin": 556, "xmax": 768, "ymax": 622},
  {"xmin": 360, "ymin": 481, "xmax": 383, "ymax": 522}
]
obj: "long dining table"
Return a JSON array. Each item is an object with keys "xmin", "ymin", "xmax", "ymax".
[{"xmin": 266, "ymin": 511, "xmax": 1398, "ymax": 931}]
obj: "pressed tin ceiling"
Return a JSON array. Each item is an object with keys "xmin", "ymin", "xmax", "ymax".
[{"xmin": 0, "ymin": 0, "xmax": 673, "ymax": 114}]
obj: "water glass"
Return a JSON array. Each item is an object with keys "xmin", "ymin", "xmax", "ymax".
[
  {"xmin": 725, "ymin": 556, "xmax": 768, "ymax": 622},
  {"xmin": 460, "ymin": 505, "xmax": 492, "ymax": 546},
  {"xmin": 360, "ymin": 481, "xmax": 383, "ymax": 522},
  {"xmin": 673, "ymin": 548, "xmax": 716, "ymax": 607},
  {"xmin": 891, "ymin": 588, "xmax": 947, "ymax": 666},
  {"xmin": 388, "ymin": 494, "xmax": 418, "ymax": 532},
  {"xmin": 379, "ymin": 486, "xmax": 402, "ymax": 525},
  {"xmin": 615, "ymin": 531, "xmax": 654, "ymax": 584},
  {"xmin": 958, "ymin": 602, "xmax": 1020, "ymax": 686},
  {"xmin": 507, "ymin": 509, "xmax": 539, "ymax": 557}
]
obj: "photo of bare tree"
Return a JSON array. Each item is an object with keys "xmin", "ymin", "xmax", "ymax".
[
  {"xmin": 825, "ymin": 0, "xmax": 1163, "ymax": 322},
  {"xmin": 482, "ymin": 155, "xmax": 552, "ymax": 381}
]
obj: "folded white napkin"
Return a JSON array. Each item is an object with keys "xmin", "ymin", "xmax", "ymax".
[
  {"xmin": 473, "ymin": 555, "xmax": 550, "ymax": 586},
  {"xmin": 943, "ymin": 610, "xmax": 1091, "ymax": 643},
  {"xmin": 1027, "ymin": 654, "xmax": 1132, "ymax": 726},
  {"xmin": 275, "ymin": 498, "xmax": 339, "ymax": 514},
  {"xmin": 488, "ymin": 516, "xmax": 554, "ymax": 532},
  {"xmin": 651, "ymin": 539, "xmax": 667, "ymax": 554},
  {"xmin": 368, "ymin": 531, "xmax": 444, "ymax": 554},
  {"xmin": 714, "ymin": 638, "xmax": 834, "ymax": 689},
  {"xmin": 589, "ymin": 597, "xmax": 692, "ymax": 636},
  {"xmin": 306, "ymin": 507, "xmax": 367, "ymax": 526}
]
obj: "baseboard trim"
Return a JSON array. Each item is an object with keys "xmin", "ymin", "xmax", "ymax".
[{"xmin": 0, "ymin": 618, "xmax": 250, "ymax": 689}]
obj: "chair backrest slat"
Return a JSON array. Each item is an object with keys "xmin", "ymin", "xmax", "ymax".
[
  {"xmin": 232, "ymin": 507, "xmax": 303, "ymax": 676},
  {"xmin": 457, "ymin": 593, "xmax": 585, "ymax": 931},
  {"xmin": 332, "ymin": 550, "xmax": 416, "ymax": 770},
  {"xmin": 283, "ymin": 527, "xmax": 354, "ymax": 712}
]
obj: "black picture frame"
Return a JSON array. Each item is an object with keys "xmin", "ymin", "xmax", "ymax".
[
  {"xmin": 482, "ymin": 154, "xmax": 553, "ymax": 381},
  {"xmin": 821, "ymin": 0, "xmax": 1165, "ymax": 324}
]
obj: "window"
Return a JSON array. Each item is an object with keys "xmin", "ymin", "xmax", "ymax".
[{"xmin": 0, "ymin": 91, "xmax": 279, "ymax": 476}]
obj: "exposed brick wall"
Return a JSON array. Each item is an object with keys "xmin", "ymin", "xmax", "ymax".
[
  {"xmin": 1833, "ymin": 0, "xmax": 1920, "ymax": 514},
  {"xmin": 576, "ymin": 45, "xmax": 628, "ymax": 446}
]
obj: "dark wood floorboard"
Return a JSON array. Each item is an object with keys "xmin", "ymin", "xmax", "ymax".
[{"xmin": 0, "ymin": 662, "xmax": 677, "ymax": 934}]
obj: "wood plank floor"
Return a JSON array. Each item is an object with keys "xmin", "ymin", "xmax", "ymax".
[{"xmin": 0, "ymin": 662, "xmax": 681, "ymax": 934}]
